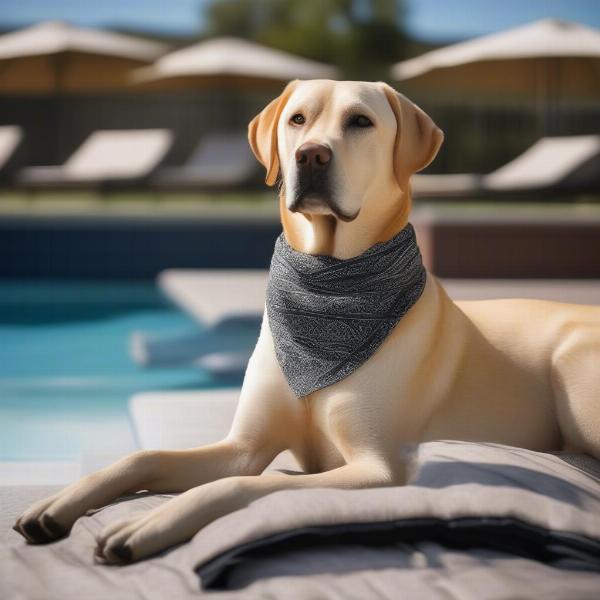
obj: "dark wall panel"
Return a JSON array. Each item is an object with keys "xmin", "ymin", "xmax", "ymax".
[{"xmin": 0, "ymin": 216, "xmax": 282, "ymax": 279}]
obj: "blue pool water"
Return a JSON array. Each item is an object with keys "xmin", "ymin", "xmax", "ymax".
[{"xmin": 0, "ymin": 281, "xmax": 232, "ymax": 462}]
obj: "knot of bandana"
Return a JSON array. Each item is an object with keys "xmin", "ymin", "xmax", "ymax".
[{"xmin": 266, "ymin": 223, "xmax": 426, "ymax": 397}]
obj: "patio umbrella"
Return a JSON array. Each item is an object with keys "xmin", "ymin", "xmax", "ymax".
[
  {"xmin": 391, "ymin": 18, "xmax": 600, "ymax": 133},
  {"xmin": 130, "ymin": 36, "xmax": 339, "ymax": 90},
  {"xmin": 0, "ymin": 20, "xmax": 168, "ymax": 93}
]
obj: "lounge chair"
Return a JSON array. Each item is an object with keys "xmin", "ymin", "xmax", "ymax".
[
  {"xmin": 17, "ymin": 129, "xmax": 173, "ymax": 189},
  {"xmin": 0, "ymin": 125, "xmax": 23, "ymax": 182},
  {"xmin": 412, "ymin": 135, "xmax": 600, "ymax": 198},
  {"xmin": 152, "ymin": 131, "xmax": 262, "ymax": 190},
  {"xmin": 129, "ymin": 269, "xmax": 266, "ymax": 371},
  {"xmin": 158, "ymin": 269, "xmax": 268, "ymax": 325},
  {"xmin": 130, "ymin": 316, "xmax": 260, "ymax": 372}
]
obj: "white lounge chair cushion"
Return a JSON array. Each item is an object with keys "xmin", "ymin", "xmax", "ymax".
[
  {"xmin": 186, "ymin": 132, "xmax": 255, "ymax": 176},
  {"xmin": 20, "ymin": 129, "xmax": 173, "ymax": 182},
  {"xmin": 156, "ymin": 132, "xmax": 260, "ymax": 186},
  {"xmin": 158, "ymin": 269, "xmax": 268, "ymax": 325},
  {"xmin": 484, "ymin": 135, "xmax": 600, "ymax": 190},
  {"xmin": 65, "ymin": 129, "xmax": 173, "ymax": 179},
  {"xmin": 412, "ymin": 135, "xmax": 600, "ymax": 195},
  {"xmin": 0, "ymin": 126, "xmax": 22, "ymax": 169}
]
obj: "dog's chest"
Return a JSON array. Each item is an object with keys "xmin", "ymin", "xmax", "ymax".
[{"xmin": 298, "ymin": 394, "xmax": 348, "ymax": 472}]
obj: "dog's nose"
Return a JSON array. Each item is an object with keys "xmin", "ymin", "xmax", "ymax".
[{"xmin": 295, "ymin": 143, "xmax": 332, "ymax": 168}]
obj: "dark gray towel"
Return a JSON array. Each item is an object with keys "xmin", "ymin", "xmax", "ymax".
[{"xmin": 266, "ymin": 223, "xmax": 426, "ymax": 397}]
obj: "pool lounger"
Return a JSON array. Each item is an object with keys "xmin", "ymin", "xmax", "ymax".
[
  {"xmin": 17, "ymin": 129, "xmax": 173, "ymax": 188},
  {"xmin": 130, "ymin": 315, "xmax": 260, "ymax": 369},
  {"xmin": 158, "ymin": 269, "xmax": 268, "ymax": 326},
  {"xmin": 128, "ymin": 388, "xmax": 300, "ymax": 472},
  {"xmin": 0, "ymin": 125, "xmax": 23, "ymax": 182},
  {"xmin": 412, "ymin": 134, "xmax": 600, "ymax": 198},
  {"xmin": 152, "ymin": 131, "xmax": 262, "ymax": 190},
  {"xmin": 128, "ymin": 269, "xmax": 267, "ymax": 370}
]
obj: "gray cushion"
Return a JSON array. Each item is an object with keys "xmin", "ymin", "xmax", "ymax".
[{"xmin": 2, "ymin": 441, "xmax": 600, "ymax": 599}]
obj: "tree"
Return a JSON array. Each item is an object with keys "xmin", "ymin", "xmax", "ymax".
[{"xmin": 202, "ymin": 0, "xmax": 408, "ymax": 80}]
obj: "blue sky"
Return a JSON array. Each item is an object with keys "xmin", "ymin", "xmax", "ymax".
[
  {"xmin": 0, "ymin": 0, "xmax": 599, "ymax": 41},
  {"xmin": 406, "ymin": 0, "xmax": 600, "ymax": 40}
]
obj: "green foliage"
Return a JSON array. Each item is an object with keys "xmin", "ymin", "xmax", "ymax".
[{"xmin": 202, "ymin": 0, "xmax": 408, "ymax": 80}]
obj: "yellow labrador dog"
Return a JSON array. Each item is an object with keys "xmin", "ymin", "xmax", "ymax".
[{"xmin": 14, "ymin": 79, "xmax": 600, "ymax": 564}]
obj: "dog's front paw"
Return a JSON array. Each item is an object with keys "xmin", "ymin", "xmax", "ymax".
[
  {"xmin": 13, "ymin": 472, "xmax": 114, "ymax": 544},
  {"xmin": 13, "ymin": 493, "xmax": 70, "ymax": 544},
  {"xmin": 94, "ymin": 491, "xmax": 205, "ymax": 564},
  {"xmin": 94, "ymin": 515, "xmax": 145, "ymax": 564},
  {"xmin": 94, "ymin": 509, "xmax": 176, "ymax": 565}
]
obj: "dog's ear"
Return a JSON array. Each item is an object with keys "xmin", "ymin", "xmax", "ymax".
[
  {"xmin": 378, "ymin": 82, "xmax": 444, "ymax": 187},
  {"xmin": 248, "ymin": 79, "xmax": 299, "ymax": 186}
]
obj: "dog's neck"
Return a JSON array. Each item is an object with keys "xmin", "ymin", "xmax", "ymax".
[{"xmin": 279, "ymin": 192, "xmax": 411, "ymax": 259}]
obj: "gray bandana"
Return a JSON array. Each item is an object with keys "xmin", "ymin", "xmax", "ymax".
[{"xmin": 266, "ymin": 223, "xmax": 426, "ymax": 397}]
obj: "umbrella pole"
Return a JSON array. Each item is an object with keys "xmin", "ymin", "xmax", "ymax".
[
  {"xmin": 535, "ymin": 58, "xmax": 548, "ymax": 138},
  {"xmin": 551, "ymin": 58, "xmax": 561, "ymax": 135},
  {"xmin": 542, "ymin": 57, "xmax": 560, "ymax": 136},
  {"xmin": 52, "ymin": 55, "xmax": 61, "ymax": 166}
]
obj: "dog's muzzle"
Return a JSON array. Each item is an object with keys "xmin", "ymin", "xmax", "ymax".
[{"xmin": 290, "ymin": 142, "xmax": 356, "ymax": 222}]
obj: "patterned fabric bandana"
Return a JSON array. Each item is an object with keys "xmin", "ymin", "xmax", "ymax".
[{"xmin": 266, "ymin": 222, "xmax": 427, "ymax": 397}]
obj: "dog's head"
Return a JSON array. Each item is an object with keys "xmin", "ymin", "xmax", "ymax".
[{"xmin": 248, "ymin": 79, "xmax": 443, "ymax": 225}]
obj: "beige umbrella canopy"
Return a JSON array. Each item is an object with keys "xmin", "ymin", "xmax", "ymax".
[
  {"xmin": 392, "ymin": 19, "xmax": 600, "ymax": 135},
  {"xmin": 392, "ymin": 18, "xmax": 600, "ymax": 98},
  {"xmin": 0, "ymin": 21, "xmax": 168, "ymax": 93},
  {"xmin": 131, "ymin": 36, "xmax": 339, "ymax": 90}
]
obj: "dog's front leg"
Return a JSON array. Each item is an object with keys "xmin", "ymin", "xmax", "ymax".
[
  {"xmin": 12, "ymin": 438, "xmax": 268, "ymax": 545},
  {"xmin": 96, "ymin": 457, "xmax": 395, "ymax": 564},
  {"xmin": 14, "ymin": 317, "xmax": 298, "ymax": 546}
]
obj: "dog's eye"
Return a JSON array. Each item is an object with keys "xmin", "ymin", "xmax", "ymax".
[
  {"xmin": 290, "ymin": 114, "xmax": 305, "ymax": 125},
  {"xmin": 347, "ymin": 115, "xmax": 373, "ymax": 128}
]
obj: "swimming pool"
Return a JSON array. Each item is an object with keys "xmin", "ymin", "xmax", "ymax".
[{"xmin": 0, "ymin": 280, "xmax": 236, "ymax": 466}]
